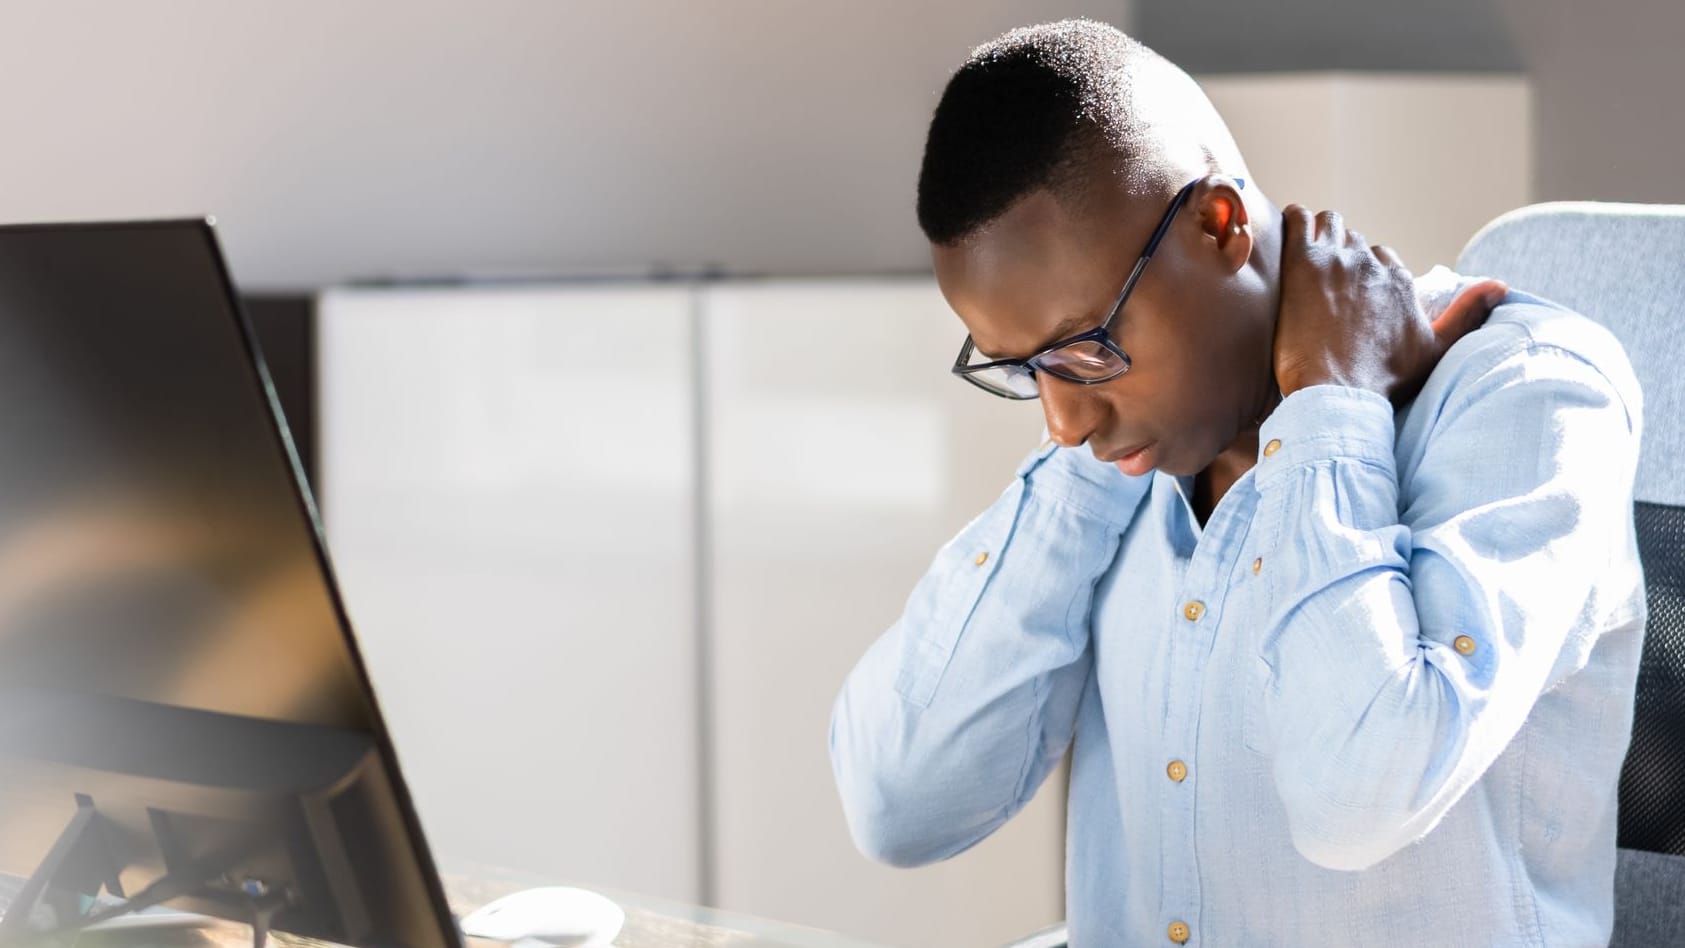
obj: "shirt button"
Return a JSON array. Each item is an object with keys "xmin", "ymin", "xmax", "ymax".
[
  {"xmin": 974, "ymin": 551, "xmax": 989, "ymax": 567},
  {"xmin": 1168, "ymin": 921, "xmax": 1190, "ymax": 944},
  {"xmin": 1167, "ymin": 759, "xmax": 1188, "ymax": 782},
  {"xmin": 1251, "ymin": 557, "xmax": 1263, "ymax": 575},
  {"xmin": 1454, "ymin": 634, "xmax": 1477, "ymax": 655},
  {"xmin": 1182, "ymin": 600, "xmax": 1206, "ymax": 622},
  {"xmin": 1263, "ymin": 438, "xmax": 1282, "ymax": 457}
]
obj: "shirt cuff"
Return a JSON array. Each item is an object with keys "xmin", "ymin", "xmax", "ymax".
[{"xmin": 1254, "ymin": 384, "xmax": 1397, "ymax": 488}]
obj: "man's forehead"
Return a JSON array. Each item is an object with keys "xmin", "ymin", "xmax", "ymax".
[
  {"xmin": 931, "ymin": 173, "xmax": 1179, "ymax": 357},
  {"xmin": 972, "ymin": 312, "xmax": 1095, "ymax": 360},
  {"xmin": 934, "ymin": 236, "xmax": 1123, "ymax": 361}
]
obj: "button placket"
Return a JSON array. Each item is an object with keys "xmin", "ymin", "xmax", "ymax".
[
  {"xmin": 1159, "ymin": 520, "xmax": 1234, "ymax": 947},
  {"xmin": 1159, "ymin": 472, "xmax": 1261, "ymax": 937}
]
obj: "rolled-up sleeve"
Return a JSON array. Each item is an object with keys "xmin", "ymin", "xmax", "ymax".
[
  {"xmin": 1251, "ymin": 337, "xmax": 1642, "ymax": 872},
  {"xmin": 829, "ymin": 438, "xmax": 1148, "ymax": 867}
]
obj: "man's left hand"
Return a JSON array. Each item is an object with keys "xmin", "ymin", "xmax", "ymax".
[{"xmin": 1273, "ymin": 204, "xmax": 1508, "ymax": 404}]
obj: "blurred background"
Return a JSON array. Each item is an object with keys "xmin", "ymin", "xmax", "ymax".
[{"xmin": 0, "ymin": 1, "xmax": 1675, "ymax": 945}]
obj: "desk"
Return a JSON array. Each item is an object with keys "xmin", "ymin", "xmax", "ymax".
[
  {"xmin": 1, "ymin": 867, "xmax": 888, "ymax": 948},
  {"xmin": 446, "ymin": 866, "xmax": 889, "ymax": 948}
]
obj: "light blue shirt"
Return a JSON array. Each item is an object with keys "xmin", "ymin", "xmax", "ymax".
[{"xmin": 830, "ymin": 288, "xmax": 1647, "ymax": 947}]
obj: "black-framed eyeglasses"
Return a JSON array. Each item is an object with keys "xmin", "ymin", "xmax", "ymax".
[{"xmin": 951, "ymin": 176, "xmax": 1245, "ymax": 400}]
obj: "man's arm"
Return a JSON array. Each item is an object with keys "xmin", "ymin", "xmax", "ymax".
[
  {"xmin": 1251, "ymin": 326, "xmax": 1642, "ymax": 872},
  {"xmin": 829, "ymin": 440, "xmax": 1147, "ymax": 867}
]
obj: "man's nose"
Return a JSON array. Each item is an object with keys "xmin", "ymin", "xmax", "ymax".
[{"xmin": 1040, "ymin": 375, "xmax": 1102, "ymax": 448}]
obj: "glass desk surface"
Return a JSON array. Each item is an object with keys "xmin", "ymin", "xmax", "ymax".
[
  {"xmin": 0, "ymin": 865, "xmax": 892, "ymax": 948},
  {"xmin": 446, "ymin": 864, "xmax": 890, "ymax": 948}
]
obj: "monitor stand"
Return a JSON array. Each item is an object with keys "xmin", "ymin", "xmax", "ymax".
[{"xmin": 0, "ymin": 796, "xmax": 284, "ymax": 948}]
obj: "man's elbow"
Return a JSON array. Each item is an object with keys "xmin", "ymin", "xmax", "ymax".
[
  {"xmin": 1278, "ymin": 784, "xmax": 1423, "ymax": 872},
  {"xmin": 838, "ymin": 793, "xmax": 950, "ymax": 868},
  {"xmin": 830, "ymin": 720, "xmax": 982, "ymax": 868},
  {"xmin": 1287, "ymin": 824, "xmax": 1402, "ymax": 873},
  {"xmin": 830, "ymin": 703, "xmax": 947, "ymax": 868},
  {"xmin": 1269, "ymin": 687, "xmax": 1468, "ymax": 872}
]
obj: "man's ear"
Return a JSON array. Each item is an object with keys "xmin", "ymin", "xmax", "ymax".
[{"xmin": 1195, "ymin": 177, "xmax": 1252, "ymax": 274}]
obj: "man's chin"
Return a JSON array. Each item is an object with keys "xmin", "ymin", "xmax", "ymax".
[{"xmin": 1107, "ymin": 440, "xmax": 1215, "ymax": 478}]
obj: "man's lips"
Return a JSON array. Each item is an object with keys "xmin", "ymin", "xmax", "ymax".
[
  {"xmin": 1100, "ymin": 441, "xmax": 1153, "ymax": 464},
  {"xmin": 1108, "ymin": 441, "xmax": 1157, "ymax": 476}
]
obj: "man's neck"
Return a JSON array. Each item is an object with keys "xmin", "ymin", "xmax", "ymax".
[
  {"xmin": 1194, "ymin": 196, "xmax": 1284, "ymax": 522},
  {"xmin": 1193, "ymin": 426, "xmax": 1263, "ymax": 525}
]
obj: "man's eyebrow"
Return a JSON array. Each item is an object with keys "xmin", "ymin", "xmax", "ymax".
[{"xmin": 976, "ymin": 313, "xmax": 1094, "ymax": 361}]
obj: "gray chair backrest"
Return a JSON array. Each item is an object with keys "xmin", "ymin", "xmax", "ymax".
[{"xmin": 1459, "ymin": 201, "xmax": 1685, "ymax": 947}]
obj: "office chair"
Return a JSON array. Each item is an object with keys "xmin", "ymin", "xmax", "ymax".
[
  {"xmin": 1004, "ymin": 200, "xmax": 1685, "ymax": 948},
  {"xmin": 1458, "ymin": 201, "xmax": 1685, "ymax": 946}
]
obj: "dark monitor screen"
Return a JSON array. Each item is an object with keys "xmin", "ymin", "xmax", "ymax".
[{"xmin": 0, "ymin": 220, "xmax": 459, "ymax": 948}]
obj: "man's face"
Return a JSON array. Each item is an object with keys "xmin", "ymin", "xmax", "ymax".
[{"xmin": 932, "ymin": 170, "xmax": 1276, "ymax": 477}]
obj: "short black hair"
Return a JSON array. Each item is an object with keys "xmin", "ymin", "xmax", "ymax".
[{"xmin": 916, "ymin": 20, "xmax": 1185, "ymax": 246}]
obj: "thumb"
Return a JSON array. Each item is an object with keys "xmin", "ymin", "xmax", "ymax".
[{"xmin": 1431, "ymin": 278, "xmax": 1507, "ymax": 344}]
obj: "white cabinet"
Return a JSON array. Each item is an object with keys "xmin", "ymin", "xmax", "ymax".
[
  {"xmin": 316, "ymin": 285, "xmax": 702, "ymax": 903},
  {"xmin": 703, "ymin": 279, "xmax": 1058, "ymax": 948},
  {"xmin": 317, "ymin": 278, "xmax": 1059, "ymax": 947}
]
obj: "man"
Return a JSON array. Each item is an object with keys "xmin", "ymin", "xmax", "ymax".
[{"xmin": 829, "ymin": 19, "xmax": 1646, "ymax": 947}]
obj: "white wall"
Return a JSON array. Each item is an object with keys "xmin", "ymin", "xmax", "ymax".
[
  {"xmin": 0, "ymin": 0, "xmax": 1130, "ymax": 290},
  {"xmin": 1199, "ymin": 73, "xmax": 1532, "ymax": 271},
  {"xmin": 1492, "ymin": 0, "xmax": 1684, "ymax": 205}
]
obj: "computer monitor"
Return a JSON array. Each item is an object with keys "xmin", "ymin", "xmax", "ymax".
[{"xmin": 0, "ymin": 220, "xmax": 461, "ymax": 948}]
